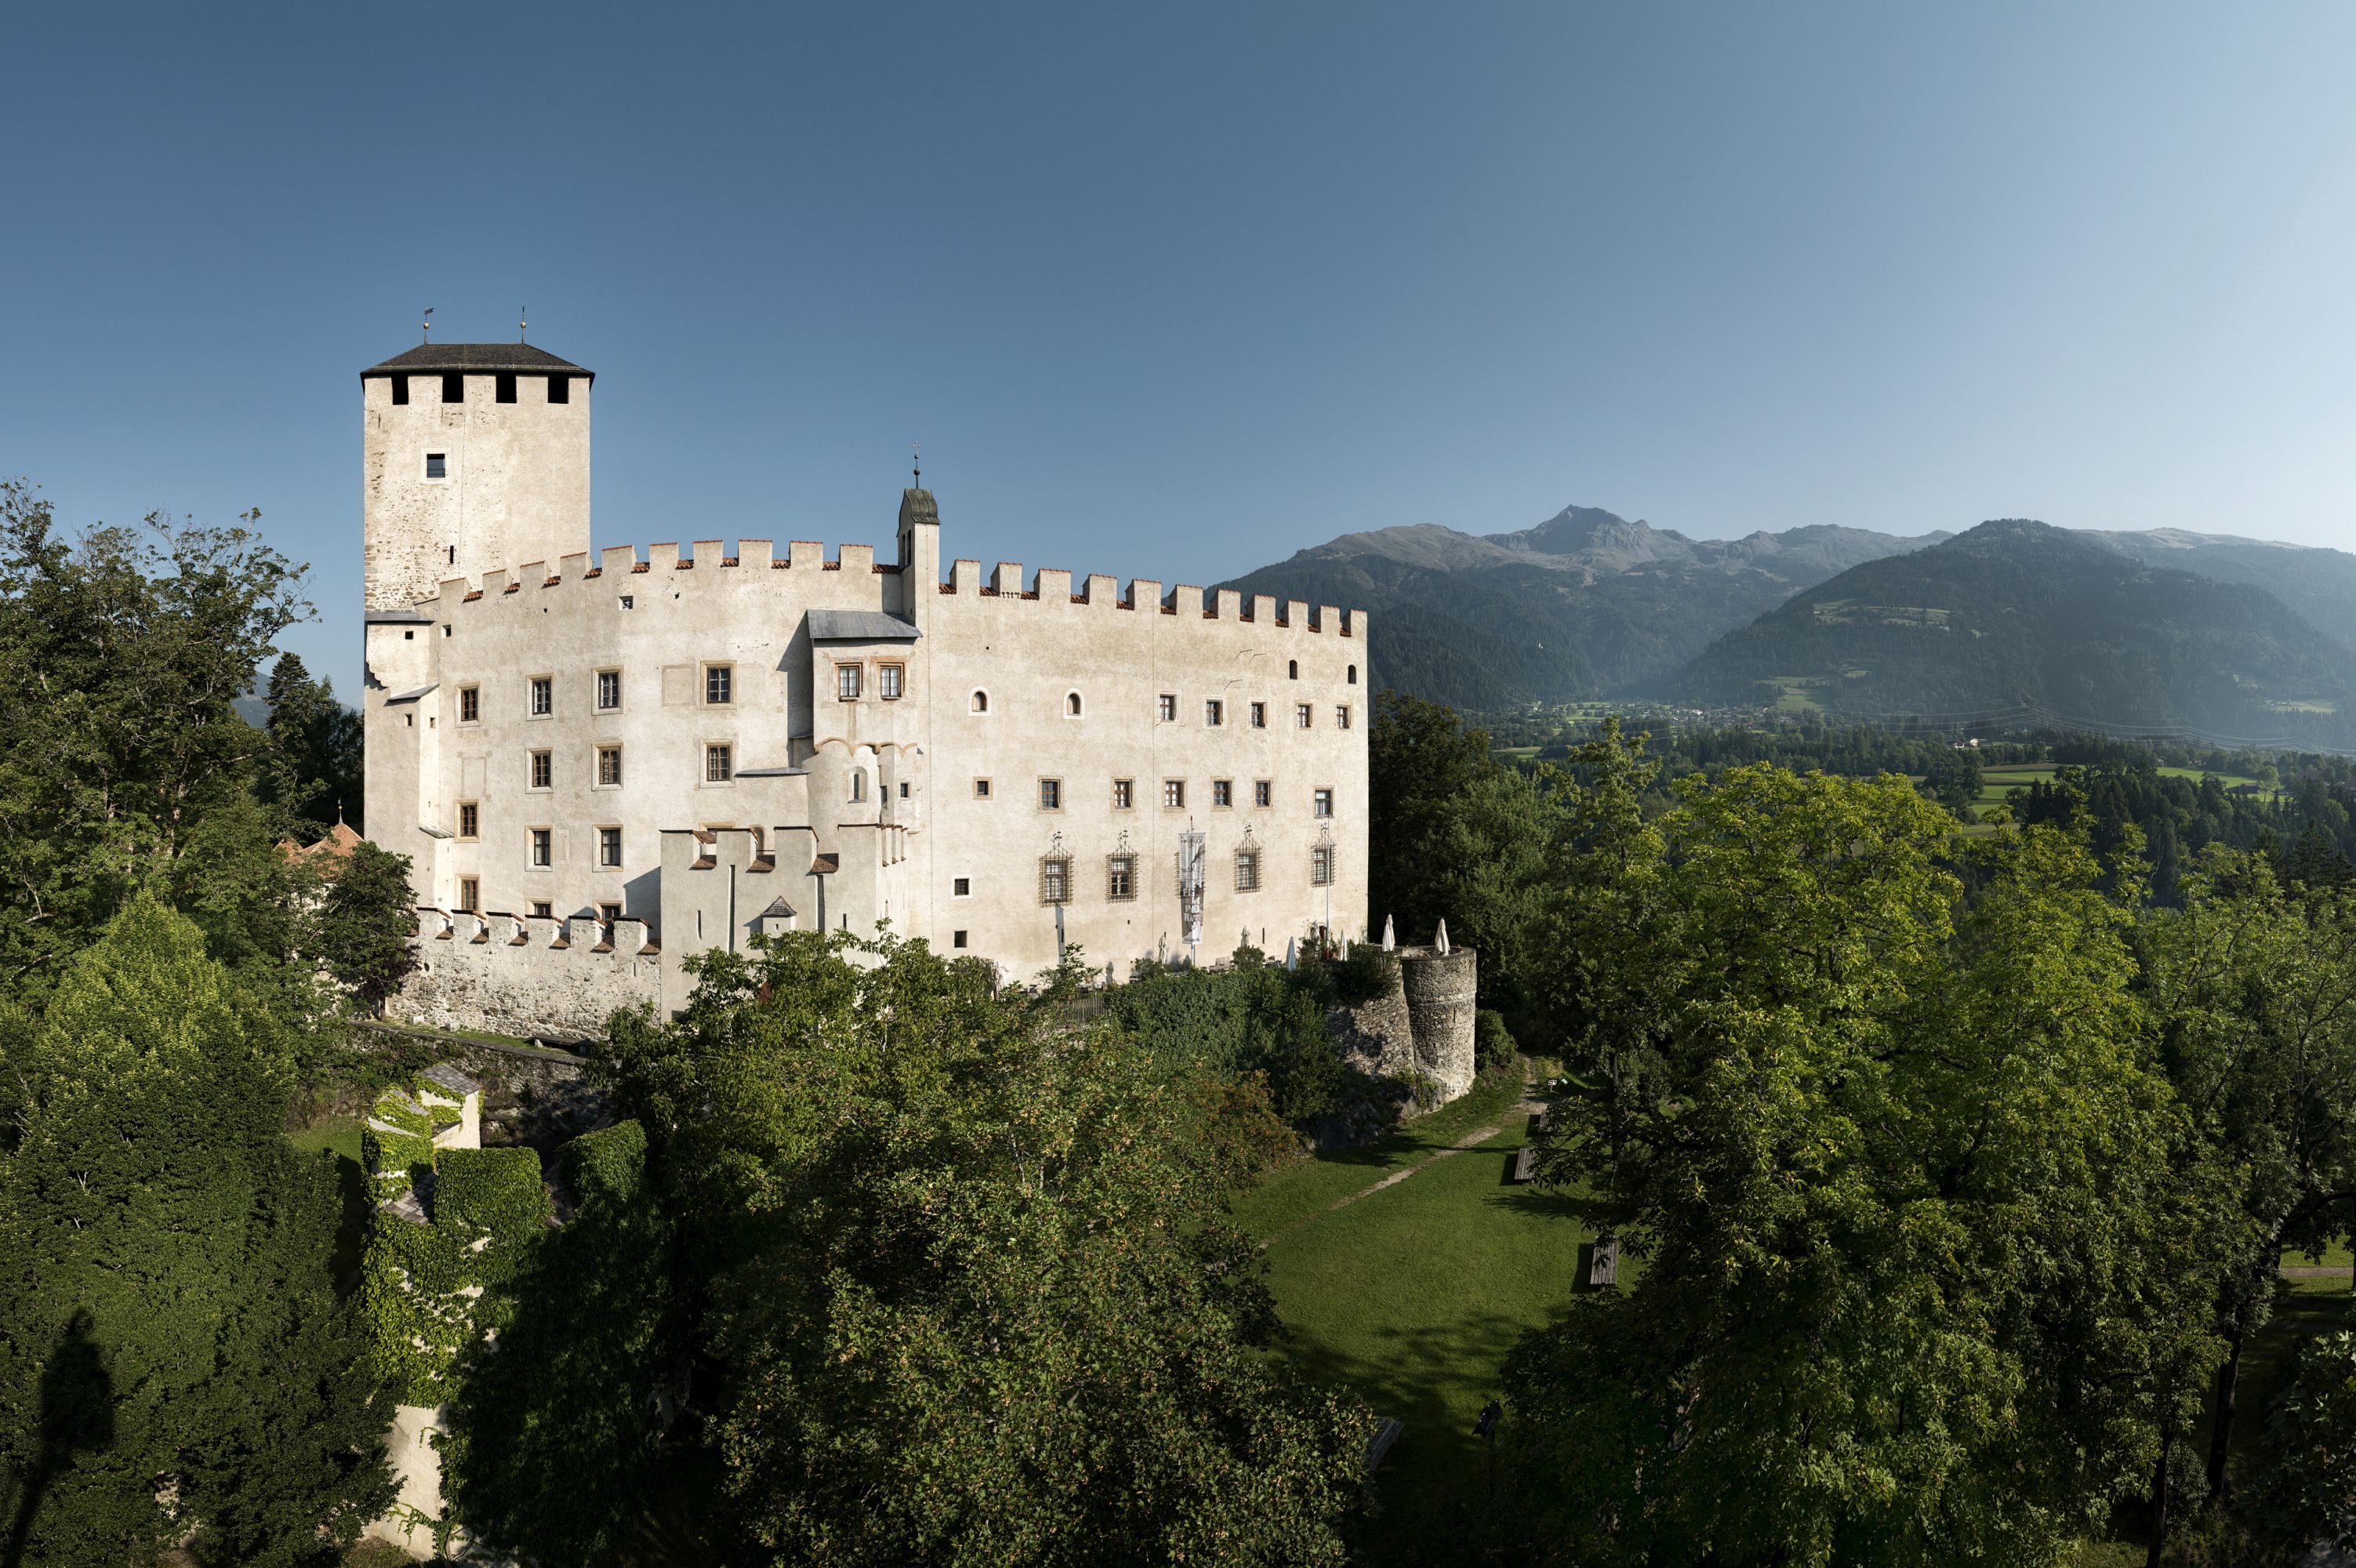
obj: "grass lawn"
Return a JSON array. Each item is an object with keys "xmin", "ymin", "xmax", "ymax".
[{"xmin": 1241, "ymin": 1065, "xmax": 1595, "ymax": 1561}]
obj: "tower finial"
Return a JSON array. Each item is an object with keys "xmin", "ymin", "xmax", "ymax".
[
  {"xmin": 519, "ymin": 306, "xmax": 527, "ymax": 343},
  {"xmin": 422, "ymin": 307, "xmax": 434, "ymax": 343},
  {"xmin": 913, "ymin": 442, "xmax": 920, "ymax": 486}
]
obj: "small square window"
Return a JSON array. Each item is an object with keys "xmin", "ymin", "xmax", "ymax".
[
  {"xmin": 1312, "ymin": 845, "xmax": 1334, "ymax": 887},
  {"xmin": 1251, "ymin": 702, "xmax": 1267, "ymax": 728},
  {"xmin": 441, "ymin": 372, "xmax": 463, "ymax": 403},
  {"xmin": 597, "ymin": 670, "xmax": 622, "ymax": 710},
  {"xmin": 600, "ymin": 902, "xmax": 621, "ymax": 921},
  {"xmin": 879, "ymin": 664, "xmax": 903, "ymax": 700},
  {"xmin": 530, "ymin": 828, "xmax": 552, "ymax": 867},
  {"xmin": 1314, "ymin": 788, "xmax": 1334, "ymax": 818},
  {"xmin": 1157, "ymin": 694, "xmax": 1177, "ymax": 722},
  {"xmin": 496, "ymin": 372, "xmax": 517, "ymax": 403},
  {"xmin": 530, "ymin": 676, "xmax": 553, "ymax": 717},
  {"xmin": 898, "ymin": 780, "xmax": 910, "ymax": 798},
  {"xmin": 597, "ymin": 746, "xmax": 623, "ymax": 786},
  {"xmin": 1108, "ymin": 855, "xmax": 1136, "ymax": 902},
  {"xmin": 1040, "ymin": 857, "xmax": 1072, "ymax": 905},
  {"xmin": 836, "ymin": 665, "xmax": 860, "ymax": 702},
  {"xmin": 459, "ymin": 877, "xmax": 480, "ymax": 913},
  {"xmin": 458, "ymin": 801, "xmax": 479, "ymax": 840},
  {"xmin": 532, "ymin": 900, "xmax": 553, "ymax": 919},
  {"xmin": 1040, "ymin": 778, "xmax": 1062, "ymax": 811},
  {"xmin": 1163, "ymin": 779, "xmax": 1185, "ymax": 809},
  {"xmin": 530, "ymin": 750, "xmax": 552, "ymax": 789},
  {"xmin": 619, "ymin": 595, "xmax": 634, "ymax": 611},
  {"xmin": 459, "ymin": 685, "xmax": 479, "ymax": 723},
  {"xmin": 1254, "ymin": 779, "xmax": 1272, "ymax": 808},
  {"xmin": 1296, "ymin": 703, "xmax": 1313, "ymax": 729},
  {"xmin": 953, "ymin": 930, "xmax": 968, "ymax": 949},
  {"xmin": 1234, "ymin": 849, "xmax": 1261, "ymax": 892},
  {"xmin": 974, "ymin": 779, "xmax": 992, "ymax": 799},
  {"xmin": 1212, "ymin": 779, "xmax": 1232, "ymax": 808},
  {"xmin": 599, "ymin": 826, "xmax": 623, "ymax": 867},
  {"xmin": 706, "ymin": 665, "xmax": 734, "ymax": 706},
  {"xmin": 706, "ymin": 744, "xmax": 733, "ymax": 782},
  {"xmin": 1113, "ymin": 779, "xmax": 1134, "ymax": 810},
  {"xmin": 425, "ymin": 452, "xmax": 447, "ymax": 480},
  {"xmin": 953, "ymin": 877, "xmax": 971, "ymax": 897},
  {"xmin": 1337, "ymin": 705, "xmax": 1352, "ymax": 730},
  {"xmin": 1205, "ymin": 699, "xmax": 1223, "ymax": 727}
]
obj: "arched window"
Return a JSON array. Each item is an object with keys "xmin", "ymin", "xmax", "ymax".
[
  {"xmin": 849, "ymin": 770, "xmax": 866, "ymax": 803},
  {"xmin": 1066, "ymin": 691, "xmax": 1083, "ymax": 717},
  {"xmin": 1347, "ymin": 664, "xmax": 1357, "ymax": 685},
  {"xmin": 971, "ymin": 690, "xmax": 989, "ymax": 713},
  {"xmin": 1288, "ymin": 659, "xmax": 1298, "ymax": 680}
]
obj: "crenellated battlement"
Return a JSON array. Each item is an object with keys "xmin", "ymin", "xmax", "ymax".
[{"xmin": 395, "ymin": 907, "xmax": 663, "ymax": 1040}]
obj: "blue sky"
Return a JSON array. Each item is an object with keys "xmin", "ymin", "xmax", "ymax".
[{"xmin": 9, "ymin": 2, "xmax": 2356, "ymax": 694}]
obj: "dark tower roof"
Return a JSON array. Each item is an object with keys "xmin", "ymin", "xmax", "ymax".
[{"xmin": 361, "ymin": 343, "xmax": 593, "ymax": 381}]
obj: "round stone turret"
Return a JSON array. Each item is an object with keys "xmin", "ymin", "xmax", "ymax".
[{"xmin": 1399, "ymin": 946, "xmax": 1478, "ymax": 1102}]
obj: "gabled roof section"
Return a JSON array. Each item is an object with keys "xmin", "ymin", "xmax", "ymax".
[
  {"xmin": 807, "ymin": 609, "xmax": 920, "ymax": 642},
  {"xmin": 361, "ymin": 343, "xmax": 594, "ymax": 381}
]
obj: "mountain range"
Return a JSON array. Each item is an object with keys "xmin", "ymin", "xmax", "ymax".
[{"xmin": 1220, "ymin": 504, "xmax": 2356, "ymax": 742}]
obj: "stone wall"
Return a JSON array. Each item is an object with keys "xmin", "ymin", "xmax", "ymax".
[
  {"xmin": 391, "ymin": 909, "xmax": 659, "ymax": 1040},
  {"xmin": 1328, "ymin": 943, "xmax": 1479, "ymax": 1113}
]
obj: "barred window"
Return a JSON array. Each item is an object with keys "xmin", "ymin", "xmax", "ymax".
[
  {"xmin": 1234, "ymin": 849, "xmax": 1261, "ymax": 892},
  {"xmin": 457, "ymin": 801, "xmax": 479, "ymax": 840},
  {"xmin": 1113, "ymin": 779, "xmax": 1134, "ymax": 810},
  {"xmin": 836, "ymin": 664, "xmax": 861, "ymax": 702},
  {"xmin": 530, "ymin": 676, "xmax": 553, "ymax": 717},
  {"xmin": 1107, "ymin": 854, "xmax": 1136, "ymax": 902},
  {"xmin": 459, "ymin": 685, "xmax": 480, "ymax": 723},
  {"xmin": 530, "ymin": 750, "xmax": 552, "ymax": 789},
  {"xmin": 534, "ymin": 901, "xmax": 554, "ymax": 919},
  {"xmin": 1040, "ymin": 856, "xmax": 1072, "ymax": 905},
  {"xmin": 597, "ymin": 746, "xmax": 623, "ymax": 786},
  {"xmin": 1312, "ymin": 845, "xmax": 1334, "ymax": 886},
  {"xmin": 599, "ymin": 826, "xmax": 623, "ymax": 867},
  {"xmin": 708, "ymin": 665, "xmax": 735, "ymax": 705},
  {"xmin": 706, "ymin": 744, "xmax": 733, "ymax": 782},
  {"xmin": 530, "ymin": 828, "xmax": 552, "ymax": 867},
  {"xmin": 597, "ymin": 670, "xmax": 622, "ymax": 710}
]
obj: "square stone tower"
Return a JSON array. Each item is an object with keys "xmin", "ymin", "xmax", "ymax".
[{"xmin": 360, "ymin": 343, "xmax": 593, "ymax": 612}]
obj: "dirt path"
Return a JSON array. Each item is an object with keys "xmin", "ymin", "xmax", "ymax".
[{"xmin": 1258, "ymin": 1073, "xmax": 1547, "ymax": 1250}]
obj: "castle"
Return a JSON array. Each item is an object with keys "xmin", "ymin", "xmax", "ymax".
[{"xmin": 360, "ymin": 341, "xmax": 1371, "ymax": 1033}]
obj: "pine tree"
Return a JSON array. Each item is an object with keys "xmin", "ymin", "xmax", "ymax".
[{"xmin": 0, "ymin": 894, "xmax": 392, "ymax": 1567}]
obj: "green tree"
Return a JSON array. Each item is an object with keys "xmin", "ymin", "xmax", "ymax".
[
  {"xmin": 2243, "ymin": 1329, "xmax": 2356, "ymax": 1557},
  {"xmin": 1511, "ymin": 746, "xmax": 2215, "ymax": 1566},
  {"xmin": 1367, "ymin": 690, "xmax": 1494, "ymax": 943},
  {"xmin": 1921, "ymin": 745, "xmax": 1984, "ymax": 818},
  {"xmin": 0, "ymin": 894, "xmax": 391, "ymax": 1567},
  {"xmin": 310, "ymin": 840, "xmax": 419, "ymax": 1014},
  {"xmin": 261, "ymin": 652, "xmax": 364, "ymax": 834},
  {"xmin": 595, "ymin": 930, "xmax": 1374, "ymax": 1566}
]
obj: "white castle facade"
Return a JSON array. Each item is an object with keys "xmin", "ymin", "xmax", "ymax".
[{"xmin": 360, "ymin": 342, "xmax": 1370, "ymax": 1033}]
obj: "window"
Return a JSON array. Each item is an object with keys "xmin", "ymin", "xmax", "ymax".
[
  {"xmin": 1040, "ymin": 778, "xmax": 1062, "ymax": 811},
  {"xmin": 1287, "ymin": 659, "xmax": 1298, "ymax": 680},
  {"xmin": 1296, "ymin": 703, "xmax": 1312, "ymax": 729},
  {"xmin": 1065, "ymin": 691, "xmax": 1082, "ymax": 716},
  {"xmin": 1314, "ymin": 788, "xmax": 1334, "ymax": 817},
  {"xmin": 599, "ymin": 826, "xmax": 623, "ymax": 867},
  {"xmin": 1312, "ymin": 845, "xmax": 1334, "ymax": 886},
  {"xmin": 457, "ymin": 801, "xmax": 479, "ymax": 840},
  {"xmin": 1348, "ymin": 664, "xmax": 1358, "ymax": 685},
  {"xmin": 496, "ymin": 372, "xmax": 517, "ymax": 403},
  {"xmin": 447, "ymin": 546, "xmax": 456, "ymax": 565},
  {"xmin": 530, "ymin": 828, "xmax": 552, "ymax": 867},
  {"xmin": 391, "ymin": 374, "xmax": 409, "ymax": 405},
  {"xmin": 1251, "ymin": 701, "xmax": 1267, "ymax": 729},
  {"xmin": 1108, "ymin": 855, "xmax": 1136, "ymax": 901},
  {"xmin": 898, "ymin": 780, "xmax": 909, "ymax": 798},
  {"xmin": 1113, "ymin": 779, "xmax": 1134, "ymax": 810},
  {"xmin": 597, "ymin": 746, "xmax": 623, "ymax": 786},
  {"xmin": 705, "ymin": 744, "xmax": 733, "ymax": 782},
  {"xmin": 1235, "ymin": 849, "xmax": 1261, "ymax": 892},
  {"xmin": 1337, "ymin": 705, "xmax": 1352, "ymax": 730},
  {"xmin": 525, "ymin": 750, "xmax": 550, "ymax": 789},
  {"xmin": 459, "ymin": 685, "xmax": 479, "ymax": 723},
  {"xmin": 880, "ymin": 664, "xmax": 904, "ymax": 700},
  {"xmin": 441, "ymin": 372, "xmax": 463, "ymax": 403},
  {"xmin": 548, "ymin": 375, "xmax": 570, "ymax": 404},
  {"xmin": 1212, "ymin": 779, "xmax": 1233, "ymax": 808},
  {"xmin": 1157, "ymin": 693, "xmax": 1177, "ymax": 722},
  {"xmin": 953, "ymin": 877, "xmax": 971, "ymax": 897},
  {"xmin": 971, "ymin": 690, "xmax": 989, "ymax": 713},
  {"xmin": 1254, "ymin": 779, "xmax": 1272, "ymax": 808},
  {"xmin": 532, "ymin": 901, "xmax": 553, "ymax": 919},
  {"xmin": 619, "ymin": 595, "xmax": 633, "ymax": 611},
  {"xmin": 459, "ymin": 877, "xmax": 479, "ymax": 913},
  {"xmin": 1205, "ymin": 699, "xmax": 1224, "ymax": 727},
  {"xmin": 1163, "ymin": 779, "xmax": 1185, "ymax": 809},
  {"xmin": 706, "ymin": 665, "xmax": 734, "ymax": 706},
  {"xmin": 973, "ymin": 778, "xmax": 992, "ymax": 799},
  {"xmin": 530, "ymin": 676, "xmax": 553, "ymax": 717},
  {"xmin": 835, "ymin": 664, "xmax": 860, "ymax": 702},
  {"xmin": 597, "ymin": 670, "xmax": 622, "ymax": 710},
  {"xmin": 425, "ymin": 452, "xmax": 447, "ymax": 480},
  {"xmin": 1040, "ymin": 857, "xmax": 1072, "ymax": 905},
  {"xmin": 953, "ymin": 930, "xmax": 968, "ymax": 949},
  {"xmin": 850, "ymin": 771, "xmax": 866, "ymax": 803},
  {"xmin": 600, "ymin": 902, "xmax": 621, "ymax": 921}
]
